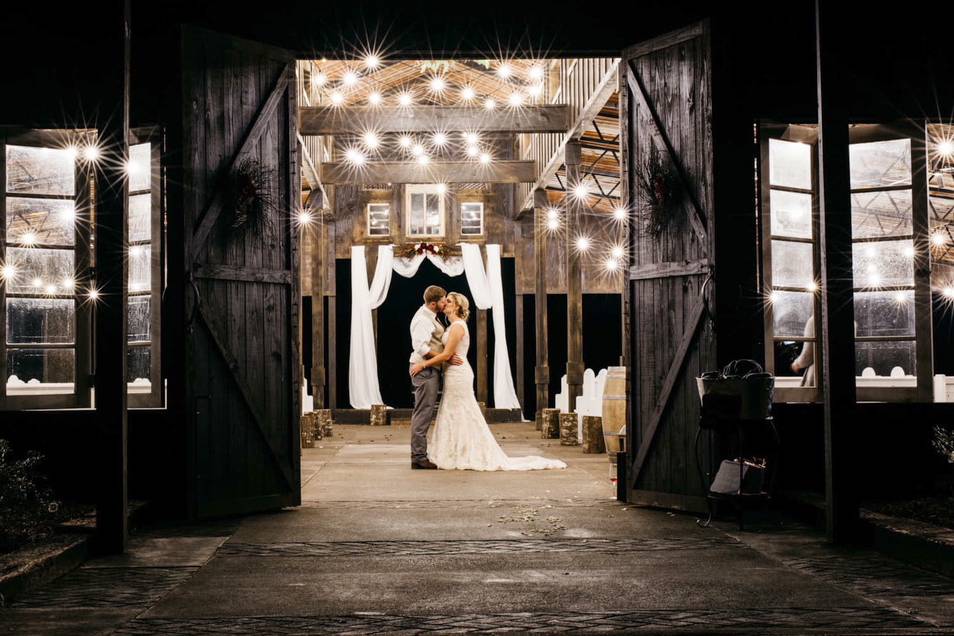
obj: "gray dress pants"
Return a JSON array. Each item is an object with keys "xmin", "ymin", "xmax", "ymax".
[{"xmin": 410, "ymin": 365, "xmax": 441, "ymax": 461}]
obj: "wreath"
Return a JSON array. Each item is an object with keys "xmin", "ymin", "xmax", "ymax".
[
  {"xmin": 635, "ymin": 143, "xmax": 684, "ymax": 238},
  {"xmin": 225, "ymin": 157, "xmax": 277, "ymax": 235}
]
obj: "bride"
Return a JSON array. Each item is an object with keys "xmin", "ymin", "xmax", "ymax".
[{"xmin": 410, "ymin": 292, "xmax": 567, "ymax": 471}]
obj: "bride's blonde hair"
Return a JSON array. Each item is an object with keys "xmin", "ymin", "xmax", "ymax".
[{"xmin": 446, "ymin": 292, "xmax": 470, "ymax": 321}]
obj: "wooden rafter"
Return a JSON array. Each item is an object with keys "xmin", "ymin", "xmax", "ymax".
[
  {"xmin": 320, "ymin": 160, "xmax": 536, "ymax": 184},
  {"xmin": 301, "ymin": 105, "xmax": 570, "ymax": 134}
]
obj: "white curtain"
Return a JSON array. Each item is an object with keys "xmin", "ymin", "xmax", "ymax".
[
  {"xmin": 461, "ymin": 244, "xmax": 521, "ymax": 410},
  {"xmin": 349, "ymin": 243, "xmax": 520, "ymax": 410}
]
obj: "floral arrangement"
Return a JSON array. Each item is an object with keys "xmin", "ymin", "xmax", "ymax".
[{"xmin": 396, "ymin": 242, "xmax": 461, "ymax": 258}]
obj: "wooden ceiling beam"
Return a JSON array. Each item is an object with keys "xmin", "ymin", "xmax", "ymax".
[
  {"xmin": 320, "ymin": 160, "xmax": 536, "ymax": 184},
  {"xmin": 300, "ymin": 105, "xmax": 570, "ymax": 134}
]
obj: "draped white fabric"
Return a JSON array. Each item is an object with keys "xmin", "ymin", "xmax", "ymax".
[{"xmin": 348, "ymin": 243, "xmax": 520, "ymax": 410}]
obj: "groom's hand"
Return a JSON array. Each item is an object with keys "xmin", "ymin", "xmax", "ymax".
[{"xmin": 450, "ymin": 354, "xmax": 464, "ymax": 366}]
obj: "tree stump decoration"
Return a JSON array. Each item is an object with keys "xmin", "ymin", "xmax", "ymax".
[
  {"xmin": 315, "ymin": 409, "xmax": 333, "ymax": 438},
  {"xmin": 582, "ymin": 416, "xmax": 606, "ymax": 454},
  {"xmin": 559, "ymin": 413, "xmax": 580, "ymax": 446},
  {"xmin": 541, "ymin": 408, "xmax": 560, "ymax": 439},
  {"xmin": 300, "ymin": 413, "xmax": 316, "ymax": 448},
  {"xmin": 370, "ymin": 404, "xmax": 390, "ymax": 426}
]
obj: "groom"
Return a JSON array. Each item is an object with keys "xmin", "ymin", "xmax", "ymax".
[{"xmin": 409, "ymin": 285, "xmax": 462, "ymax": 469}]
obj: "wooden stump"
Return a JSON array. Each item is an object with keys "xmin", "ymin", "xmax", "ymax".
[
  {"xmin": 541, "ymin": 408, "xmax": 560, "ymax": 439},
  {"xmin": 370, "ymin": 404, "xmax": 390, "ymax": 426},
  {"xmin": 300, "ymin": 414, "xmax": 316, "ymax": 448},
  {"xmin": 582, "ymin": 416, "xmax": 606, "ymax": 454},
  {"xmin": 559, "ymin": 413, "xmax": 579, "ymax": 446},
  {"xmin": 315, "ymin": 409, "xmax": 333, "ymax": 438}
]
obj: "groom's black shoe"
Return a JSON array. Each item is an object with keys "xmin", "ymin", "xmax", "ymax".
[{"xmin": 411, "ymin": 458, "xmax": 438, "ymax": 470}]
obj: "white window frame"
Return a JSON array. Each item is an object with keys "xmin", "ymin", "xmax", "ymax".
[
  {"xmin": 460, "ymin": 201, "xmax": 484, "ymax": 236},
  {"xmin": 366, "ymin": 202, "xmax": 390, "ymax": 237},
  {"xmin": 405, "ymin": 184, "xmax": 445, "ymax": 238}
]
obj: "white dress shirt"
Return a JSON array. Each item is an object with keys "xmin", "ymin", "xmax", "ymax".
[{"xmin": 409, "ymin": 305, "xmax": 443, "ymax": 364}]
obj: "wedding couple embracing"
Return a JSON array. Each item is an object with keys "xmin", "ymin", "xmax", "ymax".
[{"xmin": 408, "ymin": 285, "xmax": 567, "ymax": 472}]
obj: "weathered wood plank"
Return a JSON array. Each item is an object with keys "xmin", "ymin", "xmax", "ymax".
[
  {"xmin": 629, "ymin": 260, "xmax": 709, "ymax": 281},
  {"xmin": 565, "ymin": 141, "xmax": 584, "ymax": 412},
  {"xmin": 194, "ymin": 263, "xmax": 293, "ymax": 284},
  {"xmin": 320, "ymin": 160, "xmax": 536, "ymax": 185},
  {"xmin": 300, "ymin": 105, "xmax": 570, "ymax": 135},
  {"xmin": 533, "ymin": 188, "xmax": 550, "ymax": 416}
]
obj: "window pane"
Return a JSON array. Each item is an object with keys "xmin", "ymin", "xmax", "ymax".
[
  {"xmin": 774, "ymin": 340, "xmax": 812, "ymax": 379},
  {"xmin": 7, "ymin": 348, "xmax": 74, "ymax": 385},
  {"xmin": 6, "ymin": 197, "xmax": 76, "ymax": 246},
  {"xmin": 6, "ymin": 298, "xmax": 75, "ymax": 344},
  {"xmin": 770, "ymin": 190, "xmax": 812, "ymax": 239},
  {"xmin": 852, "ymin": 240, "xmax": 914, "ymax": 288},
  {"xmin": 772, "ymin": 290, "xmax": 814, "ymax": 338},
  {"xmin": 128, "ymin": 143, "xmax": 151, "ymax": 192},
  {"xmin": 461, "ymin": 202, "xmax": 483, "ymax": 236},
  {"xmin": 856, "ymin": 340, "xmax": 916, "ymax": 377},
  {"xmin": 128, "ymin": 243, "xmax": 151, "ymax": 292},
  {"xmin": 854, "ymin": 291, "xmax": 915, "ymax": 337},
  {"xmin": 129, "ymin": 193, "xmax": 151, "ymax": 242},
  {"xmin": 771, "ymin": 240, "xmax": 814, "ymax": 288},
  {"xmin": 769, "ymin": 139, "xmax": 812, "ymax": 190},
  {"xmin": 850, "ymin": 190, "xmax": 912, "ymax": 238},
  {"xmin": 5, "ymin": 145, "xmax": 75, "ymax": 196},
  {"xmin": 4, "ymin": 247, "xmax": 75, "ymax": 294},
  {"xmin": 849, "ymin": 138, "xmax": 911, "ymax": 189},
  {"xmin": 367, "ymin": 203, "xmax": 389, "ymax": 236},
  {"xmin": 127, "ymin": 347, "xmax": 151, "ymax": 383},
  {"xmin": 128, "ymin": 296, "xmax": 151, "ymax": 342}
]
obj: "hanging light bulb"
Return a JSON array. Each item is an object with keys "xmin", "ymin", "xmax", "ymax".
[
  {"xmin": 527, "ymin": 83, "xmax": 544, "ymax": 99},
  {"xmin": 431, "ymin": 131, "xmax": 449, "ymax": 148},
  {"xmin": 768, "ymin": 290, "xmax": 782, "ymax": 304},
  {"xmin": 361, "ymin": 130, "xmax": 381, "ymax": 150},
  {"xmin": 894, "ymin": 290, "xmax": 908, "ymax": 304},
  {"xmin": 507, "ymin": 91, "xmax": 524, "ymax": 107},
  {"xmin": 463, "ymin": 131, "xmax": 480, "ymax": 145},
  {"xmin": 496, "ymin": 62, "xmax": 513, "ymax": 79},
  {"xmin": 342, "ymin": 70, "xmax": 359, "ymax": 87},
  {"xmin": 411, "ymin": 143, "xmax": 426, "ymax": 158},
  {"xmin": 1, "ymin": 264, "xmax": 16, "ymax": 281},
  {"xmin": 528, "ymin": 64, "xmax": 545, "ymax": 81},
  {"xmin": 398, "ymin": 135, "xmax": 413, "ymax": 150},
  {"xmin": 296, "ymin": 209, "xmax": 314, "ymax": 227},
  {"xmin": 417, "ymin": 154, "xmax": 431, "ymax": 166},
  {"xmin": 572, "ymin": 183, "xmax": 589, "ymax": 200},
  {"xmin": 60, "ymin": 204, "xmax": 76, "ymax": 224},
  {"xmin": 612, "ymin": 206, "xmax": 627, "ymax": 221},
  {"xmin": 344, "ymin": 147, "xmax": 367, "ymax": 166},
  {"xmin": 367, "ymin": 91, "xmax": 383, "ymax": 106},
  {"xmin": 20, "ymin": 231, "xmax": 37, "ymax": 246},
  {"xmin": 32, "ymin": 277, "xmax": 43, "ymax": 288},
  {"xmin": 483, "ymin": 98, "xmax": 496, "ymax": 111},
  {"xmin": 435, "ymin": 183, "xmax": 448, "ymax": 195},
  {"xmin": 363, "ymin": 53, "xmax": 381, "ymax": 70},
  {"xmin": 64, "ymin": 145, "xmax": 79, "ymax": 161},
  {"xmin": 428, "ymin": 76, "xmax": 447, "ymax": 93},
  {"xmin": 61, "ymin": 276, "xmax": 75, "ymax": 290},
  {"xmin": 604, "ymin": 258, "xmax": 620, "ymax": 272},
  {"xmin": 478, "ymin": 152, "xmax": 492, "ymax": 165},
  {"xmin": 611, "ymin": 246, "xmax": 624, "ymax": 260},
  {"xmin": 397, "ymin": 91, "xmax": 414, "ymax": 107},
  {"xmin": 311, "ymin": 71, "xmax": 328, "ymax": 87},
  {"xmin": 806, "ymin": 280, "xmax": 819, "ymax": 293},
  {"xmin": 82, "ymin": 144, "xmax": 101, "ymax": 162},
  {"xmin": 932, "ymin": 231, "xmax": 948, "ymax": 247},
  {"xmin": 943, "ymin": 286, "xmax": 954, "ymax": 299},
  {"xmin": 129, "ymin": 245, "xmax": 144, "ymax": 259},
  {"xmin": 575, "ymin": 235, "xmax": 591, "ymax": 252},
  {"xmin": 938, "ymin": 139, "xmax": 954, "ymax": 158},
  {"xmin": 465, "ymin": 145, "xmax": 480, "ymax": 158},
  {"xmin": 329, "ymin": 90, "xmax": 345, "ymax": 106},
  {"xmin": 460, "ymin": 86, "xmax": 476, "ymax": 102},
  {"xmin": 88, "ymin": 288, "xmax": 101, "ymax": 301}
]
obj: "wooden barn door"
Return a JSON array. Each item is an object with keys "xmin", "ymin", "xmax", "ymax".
[
  {"xmin": 180, "ymin": 27, "xmax": 301, "ymax": 517},
  {"xmin": 621, "ymin": 22, "xmax": 716, "ymax": 511}
]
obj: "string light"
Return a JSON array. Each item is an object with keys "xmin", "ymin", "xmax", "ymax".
[
  {"xmin": 463, "ymin": 132, "xmax": 480, "ymax": 146},
  {"xmin": 60, "ymin": 204, "xmax": 76, "ymax": 224},
  {"xmin": 61, "ymin": 277, "xmax": 75, "ymax": 290},
  {"xmin": 937, "ymin": 139, "xmax": 954, "ymax": 159},
  {"xmin": 431, "ymin": 131, "xmax": 449, "ymax": 148},
  {"xmin": 944, "ymin": 286, "xmax": 954, "ymax": 299},
  {"xmin": 478, "ymin": 152, "xmax": 492, "ymax": 165},
  {"xmin": 572, "ymin": 183, "xmax": 589, "ymax": 200},
  {"xmin": 435, "ymin": 183, "xmax": 448, "ymax": 195},
  {"xmin": 311, "ymin": 71, "xmax": 328, "ymax": 87},
  {"xmin": 604, "ymin": 258, "xmax": 620, "ymax": 272},
  {"xmin": 894, "ymin": 291, "xmax": 908, "ymax": 304},
  {"xmin": 806, "ymin": 280, "xmax": 819, "ymax": 293},
  {"xmin": 397, "ymin": 91, "xmax": 414, "ymax": 107},
  {"xmin": 32, "ymin": 277, "xmax": 43, "ymax": 288},
  {"xmin": 398, "ymin": 135, "xmax": 413, "ymax": 150},
  {"xmin": 932, "ymin": 231, "xmax": 948, "ymax": 247},
  {"xmin": 546, "ymin": 208, "xmax": 560, "ymax": 231},
  {"xmin": 129, "ymin": 245, "xmax": 145, "ymax": 259},
  {"xmin": 363, "ymin": 54, "xmax": 381, "ymax": 70},
  {"xmin": 428, "ymin": 76, "xmax": 447, "ymax": 94},
  {"xmin": 20, "ymin": 231, "xmax": 37, "ymax": 246},
  {"xmin": 88, "ymin": 288, "xmax": 100, "ymax": 301},
  {"xmin": 612, "ymin": 206, "xmax": 627, "ymax": 221},
  {"xmin": 342, "ymin": 70, "xmax": 359, "ymax": 87},
  {"xmin": 296, "ymin": 209, "xmax": 314, "ymax": 227},
  {"xmin": 1, "ymin": 264, "xmax": 16, "ymax": 281},
  {"xmin": 528, "ymin": 65, "xmax": 545, "ymax": 81},
  {"xmin": 411, "ymin": 143, "xmax": 426, "ymax": 158},
  {"xmin": 417, "ymin": 154, "xmax": 431, "ymax": 166},
  {"xmin": 82, "ymin": 145, "xmax": 100, "ymax": 162},
  {"xmin": 64, "ymin": 145, "xmax": 79, "ymax": 161},
  {"xmin": 768, "ymin": 290, "xmax": 782, "ymax": 304},
  {"xmin": 465, "ymin": 145, "xmax": 480, "ymax": 158},
  {"xmin": 527, "ymin": 83, "xmax": 544, "ymax": 99},
  {"xmin": 361, "ymin": 130, "xmax": 381, "ymax": 150},
  {"xmin": 508, "ymin": 92, "xmax": 524, "ymax": 107},
  {"xmin": 344, "ymin": 147, "xmax": 367, "ymax": 166},
  {"xmin": 460, "ymin": 86, "xmax": 476, "ymax": 102},
  {"xmin": 483, "ymin": 98, "xmax": 496, "ymax": 111},
  {"xmin": 867, "ymin": 272, "xmax": 882, "ymax": 287},
  {"xmin": 903, "ymin": 244, "xmax": 916, "ymax": 258},
  {"xmin": 44, "ymin": 283, "xmax": 57, "ymax": 295},
  {"xmin": 367, "ymin": 91, "xmax": 383, "ymax": 106},
  {"xmin": 611, "ymin": 246, "xmax": 625, "ymax": 260},
  {"xmin": 496, "ymin": 62, "xmax": 513, "ymax": 79},
  {"xmin": 329, "ymin": 90, "xmax": 345, "ymax": 106},
  {"xmin": 575, "ymin": 235, "xmax": 592, "ymax": 252}
]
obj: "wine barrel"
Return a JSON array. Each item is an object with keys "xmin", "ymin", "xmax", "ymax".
[{"xmin": 601, "ymin": 367, "xmax": 628, "ymax": 455}]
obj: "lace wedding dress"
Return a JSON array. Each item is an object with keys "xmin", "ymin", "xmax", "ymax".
[{"xmin": 427, "ymin": 319, "xmax": 567, "ymax": 471}]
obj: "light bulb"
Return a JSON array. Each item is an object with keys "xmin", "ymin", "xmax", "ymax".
[
  {"xmin": 32, "ymin": 277, "xmax": 43, "ymax": 288},
  {"xmin": 465, "ymin": 145, "xmax": 480, "ymax": 158},
  {"xmin": 435, "ymin": 183, "xmax": 448, "ymax": 195},
  {"xmin": 429, "ymin": 76, "xmax": 447, "ymax": 93},
  {"xmin": 944, "ymin": 286, "xmax": 954, "ymax": 299},
  {"xmin": 431, "ymin": 132, "xmax": 449, "ymax": 147},
  {"xmin": 344, "ymin": 148, "xmax": 366, "ymax": 166},
  {"xmin": 479, "ymin": 152, "xmax": 492, "ymax": 165},
  {"xmin": 329, "ymin": 91, "xmax": 345, "ymax": 106},
  {"xmin": 527, "ymin": 83, "xmax": 544, "ymax": 98},
  {"xmin": 368, "ymin": 91, "xmax": 383, "ymax": 106},
  {"xmin": 604, "ymin": 258, "xmax": 620, "ymax": 272},
  {"xmin": 806, "ymin": 281, "xmax": 819, "ymax": 292},
  {"xmin": 398, "ymin": 135, "xmax": 413, "ymax": 149},
  {"xmin": 398, "ymin": 91, "xmax": 413, "ymax": 107},
  {"xmin": 20, "ymin": 231, "xmax": 37, "ymax": 246},
  {"xmin": 483, "ymin": 98, "xmax": 496, "ymax": 111},
  {"xmin": 895, "ymin": 291, "xmax": 908, "ymax": 304},
  {"xmin": 575, "ymin": 235, "xmax": 591, "ymax": 252},
  {"xmin": 938, "ymin": 140, "xmax": 954, "ymax": 158},
  {"xmin": 411, "ymin": 143, "xmax": 425, "ymax": 157},
  {"xmin": 342, "ymin": 70, "xmax": 359, "ymax": 87},
  {"xmin": 932, "ymin": 232, "xmax": 947, "ymax": 247},
  {"xmin": 311, "ymin": 71, "xmax": 328, "ymax": 87},
  {"xmin": 297, "ymin": 210, "xmax": 314, "ymax": 227},
  {"xmin": 611, "ymin": 246, "xmax": 624, "ymax": 259},
  {"xmin": 82, "ymin": 145, "xmax": 100, "ymax": 162},
  {"xmin": 45, "ymin": 283, "xmax": 57, "ymax": 295},
  {"xmin": 61, "ymin": 277, "xmax": 75, "ymax": 290},
  {"xmin": 1, "ymin": 264, "xmax": 16, "ymax": 281},
  {"xmin": 463, "ymin": 132, "xmax": 480, "ymax": 145},
  {"xmin": 613, "ymin": 207, "xmax": 627, "ymax": 221},
  {"xmin": 361, "ymin": 131, "xmax": 380, "ymax": 150},
  {"xmin": 129, "ymin": 245, "xmax": 144, "ymax": 258},
  {"xmin": 64, "ymin": 145, "xmax": 79, "ymax": 161},
  {"xmin": 508, "ymin": 92, "xmax": 524, "ymax": 107},
  {"xmin": 528, "ymin": 65, "xmax": 545, "ymax": 81},
  {"xmin": 903, "ymin": 244, "xmax": 916, "ymax": 258},
  {"xmin": 547, "ymin": 217, "xmax": 560, "ymax": 231},
  {"xmin": 769, "ymin": 290, "xmax": 781, "ymax": 304},
  {"xmin": 572, "ymin": 183, "xmax": 589, "ymax": 200},
  {"xmin": 460, "ymin": 86, "xmax": 476, "ymax": 101},
  {"xmin": 88, "ymin": 288, "xmax": 100, "ymax": 301},
  {"xmin": 417, "ymin": 154, "xmax": 431, "ymax": 166},
  {"xmin": 496, "ymin": 62, "xmax": 512, "ymax": 79},
  {"xmin": 867, "ymin": 272, "xmax": 882, "ymax": 287},
  {"xmin": 60, "ymin": 205, "xmax": 76, "ymax": 223},
  {"xmin": 363, "ymin": 54, "xmax": 381, "ymax": 70}
]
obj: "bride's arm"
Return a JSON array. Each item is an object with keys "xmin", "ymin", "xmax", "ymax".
[{"xmin": 411, "ymin": 324, "xmax": 464, "ymax": 376}]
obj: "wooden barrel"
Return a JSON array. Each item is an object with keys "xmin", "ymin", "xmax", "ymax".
[
  {"xmin": 559, "ymin": 413, "xmax": 580, "ymax": 446},
  {"xmin": 541, "ymin": 408, "xmax": 560, "ymax": 439},
  {"xmin": 601, "ymin": 367, "xmax": 628, "ymax": 453},
  {"xmin": 582, "ymin": 416, "xmax": 606, "ymax": 454}
]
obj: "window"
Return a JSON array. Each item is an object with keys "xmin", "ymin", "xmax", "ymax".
[
  {"xmin": 460, "ymin": 201, "xmax": 484, "ymax": 236},
  {"xmin": 760, "ymin": 123, "xmax": 933, "ymax": 402},
  {"xmin": 366, "ymin": 202, "xmax": 390, "ymax": 237},
  {"xmin": 1, "ymin": 131, "xmax": 93, "ymax": 408},
  {"xmin": 127, "ymin": 134, "xmax": 163, "ymax": 407},
  {"xmin": 405, "ymin": 184, "xmax": 445, "ymax": 237}
]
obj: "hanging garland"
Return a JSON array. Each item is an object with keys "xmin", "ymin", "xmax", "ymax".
[
  {"xmin": 395, "ymin": 242, "xmax": 462, "ymax": 259},
  {"xmin": 635, "ymin": 143, "xmax": 684, "ymax": 238}
]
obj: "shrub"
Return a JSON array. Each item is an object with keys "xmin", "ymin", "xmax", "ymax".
[{"xmin": 0, "ymin": 439, "xmax": 61, "ymax": 553}]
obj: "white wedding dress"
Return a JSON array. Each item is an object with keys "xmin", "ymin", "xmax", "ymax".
[{"xmin": 427, "ymin": 319, "xmax": 567, "ymax": 471}]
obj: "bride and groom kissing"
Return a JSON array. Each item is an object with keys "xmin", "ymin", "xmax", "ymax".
[{"xmin": 407, "ymin": 285, "xmax": 566, "ymax": 472}]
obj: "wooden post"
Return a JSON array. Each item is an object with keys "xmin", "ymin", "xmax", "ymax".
[
  {"xmin": 476, "ymin": 308, "xmax": 489, "ymax": 404},
  {"xmin": 309, "ymin": 193, "xmax": 325, "ymax": 408},
  {"xmin": 533, "ymin": 188, "xmax": 550, "ymax": 417},
  {"xmin": 565, "ymin": 141, "xmax": 584, "ymax": 413},
  {"xmin": 816, "ymin": 0, "xmax": 859, "ymax": 544},
  {"xmin": 515, "ymin": 294, "xmax": 525, "ymax": 408},
  {"xmin": 94, "ymin": 0, "xmax": 130, "ymax": 554}
]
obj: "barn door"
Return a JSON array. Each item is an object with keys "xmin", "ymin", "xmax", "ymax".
[
  {"xmin": 621, "ymin": 22, "xmax": 716, "ymax": 511},
  {"xmin": 181, "ymin": 27, "xmax": 301, "ymax": 518}
]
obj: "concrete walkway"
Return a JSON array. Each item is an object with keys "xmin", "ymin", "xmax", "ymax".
[{"xmin": 4, "ymin": 423, "xmax": 954, "ymax": 634}]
